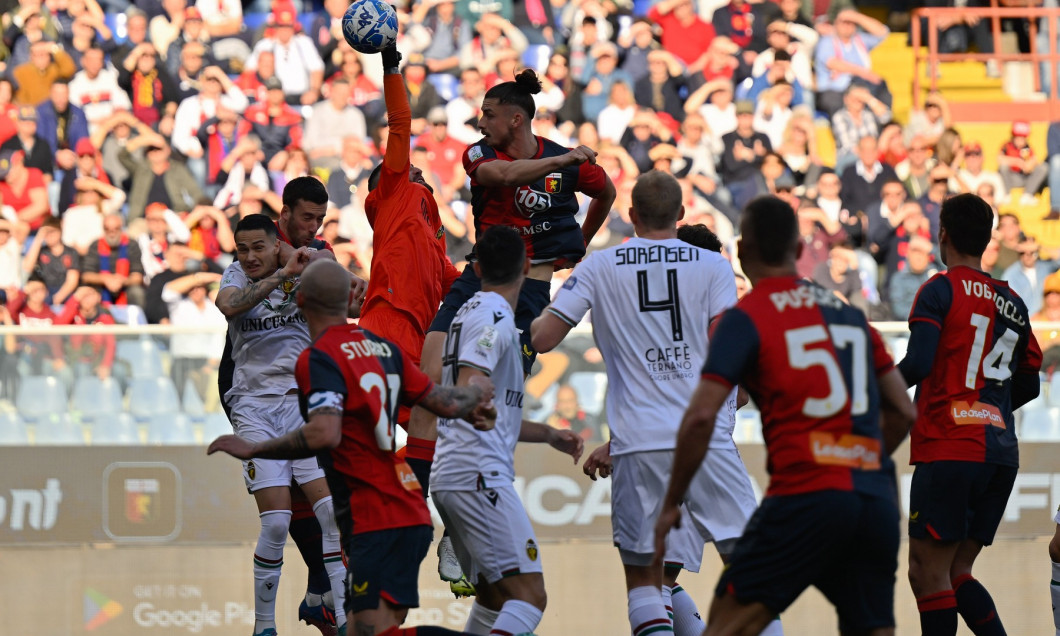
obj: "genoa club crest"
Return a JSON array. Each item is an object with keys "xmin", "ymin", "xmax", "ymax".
[{"xmin": 545, "ymin": 173, "xmax": 562, "ymax": 194}]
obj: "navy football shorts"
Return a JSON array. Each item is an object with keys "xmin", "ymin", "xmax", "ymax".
[
  {"xmin": 428, "ymin": 265, "xmax": 551, "ymax": 375},
  {"xmin": 343, "ymin": 525, "xmax": 433, "ymax": 615},
  {"xmin": 907, "ymin": 460, "xmax": 1017, "ymax": 545},
  {"xmin": 716, "ymin": 490, "xmax": 900, "ymax": 633}
]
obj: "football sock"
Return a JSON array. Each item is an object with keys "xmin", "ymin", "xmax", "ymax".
[
  {"xmin": 490, "ymin": 599, "xmax": 543, "ymax": 635},
  {"xmin": 952, "ymin": 575, "xmax": 1005, "ymax": 635},
  {"xmin": 759, "ymin": 617, "xmax": 784, "ymax": 636},
  {"xmin": 629, "ymin": 585, "xmax": 674, "ymax": 636},
  {"xmin": 313, "ymin": 496, "xmax": 347, "ymax": 628},
  {"xmin": 1052, "ymin": 561, "xmax": 1060, "ymax": 635},
  {"xmin": 253, "ymin": 509, "xmax": 291, "ymax": 630},
  {"xmin": 465, "ymin": 601, "xmax": 500, "ymax": 635},
  {"xmin": 665, "ymin": 585, "xmax": 705, "ymax": 636},
  {"xmin": 288, "ymin": 512, "xmax": 330, "ymax": 595},
  {"xmin": 917, "ymin": 590, "xmax": 958, "ymax": 636},
  {"xmin": 378, "ymin": 627, "xmax": 477, "ymax": 636},
  {"xmin": 405, "ymin": 436, "xmax": 436, "ymax": 499}
]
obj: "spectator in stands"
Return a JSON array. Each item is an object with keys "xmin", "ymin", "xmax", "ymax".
[
  {"xmin": 959, "ymin": 140, "xmax": 1006, "ymax": 203},
  {"xmin": 617, "ymin": 19, "xmax": 656, "ymax": 84},
  {"xmin": 633, "ymin": 50, "xmax": 686, "ymax": 125},
  {"xmin": 795, "ymin": 203, "xmax": 845, "ymax": 279},
  {"xmin": 815, "ymin": 168, "xmax": 862, "ymax": 247},
  {"xmin": 714, "ymin": 0, "xmax": 779, "ymax": 54},
  {"xmin": 865, "ymin": 178, "xmax": 908, "ymax": 258},
  {"xmin": 876, "ymin": 200, "xmax": 931, "ymax": 284},
  {"xmin": 308, "ymin": 0, "xmax": 347, "ymax": 61},
  {"xmin": 814, "ymin": 9, "xmax": 891, "ymax": 117},
  {"xmin": 994, "ymin": 212, "xmax": 1022, "ymax": 274},
  {"xmin": 752, "ymin": 18, "xmax": 818, "ymax": 98},
  {"xmin": 0, "ymin": 80, "xmax": 17, "ymax": 145},
  {"xmin": 267, "ymin": 144, "xmax": 310, "ymax": 195},
  {"xmin": 566, "ymin": 15, "xmax": 608, "ymax": 82},
  {"xmin": 648, "ymin": 0, "xmax": 716, "ymax": 68},
  {"xmin": 831, "ymin": 85, "xmax": 890, "ymax": 170},
  {"xmin": 139, "ymin": 202, "xmax": 191, "ymax": 284},
  {"xmin": 212, "ymin": 134, "xmax": 268, "ymax": 209},
  {"xmin": 2, "ymin": 107, "xmax": 55, "ymax": 180},
  {"xmin": 896, "ymin": 133, "xmax": 935, "ymax": 200},
  {"xmin": 888, "ymin": 234, "xmax": 938, "ymax": 320},
  {"xmin": 13, "ymin": 40, "xmax": 76, "ymax": 106},
  {"xmin": 150, "ymin": 0, "xmax": 188, "ymax": 63},
  {"xmin": 235, "ymin": 48, "xmax": 275, "ymax": 104},
  {"xmin": 21, "ymin": 215, "xmax": 79, "ymax": 305},
  {"xmin": 1003, "ymin": 236, "xmax": 1056, "ymax": 315},
  {"xmin": 56, "ymin": 286, "xmax": 116, "ymax": 378},
  {"xmin": 69, "ymin": 46, "xmax": 132, "ymax": 135},
  {"xmin": 0, "ymin": 218, "xmax": 21, "ymax": 289},
  {"xmin": 164, "ymin": 6, "xmax": 211, "ymax": 75},
  {"xmin": 445, "ymin": 66, "xmax": 486, "ymax": 145},
  {"xmin": 323, "ymin": 136, "xmax": 371, "ymax": 209},
  {"xmin": 172, "ymin": 65, "xmax": 248, "ymax": 183},
  {"xmin": 242, "ymin": 77, "xmax": 303, "ymax": 163},
  {"xmin": 2, "ymin": 2, "xmax": 60, "ymax": 70},
  {"xmin": 194, "ymin": 105, "xmax": 250, "ymax": 195},
  {"xmin": 841, "ymin": 135, "xmax": 899, "ymax": 217},
  {"xmin": 119, "ymin": 129, "xmax": 202, "ymax": 220},
  {"xmin": 163, "ymin": 269, "xmax": 225, "ymax": 400},
  {"xmin": 1032, "ymin": 272, "xmax": 1060, "ymax": 371},
  {"xmin": 542, "ymin": 52, "xmax": 580, "ymax": 126},
  {"xmin": 918, "ymin": 165, "xmax": 951, "ymax": 239},
  {"xmin": 117, "ymin": 42, "xmax": 180, "ymax": 128},
  {"xmin": 547, "ymin": 384, "xmax": 599, "ymax": 442},
  {"xmin": 7, "ymin": 279, "xmax": 63, "ymax": 375},
  {"xmin": 621, "ymin": 109, "xmax": 668, "ymax": 174},
  {"xmin": 677, "ymin": 112, "xmax": 737, "ymax": 224},
  {"xmin": 740, "ymin": 50, "xmax": 804, "ymax": 108},
  {"xmin": 721, "ymin": 100, "xmax": 771, "ymax": 210},
  {"xmin": 877, "ymin": 121, "xmax": 907, "ymax": 167},
  {"xmin": 400, "ymin": 54, "xmax": 443, "ymax": 129},
  {"xmin": 326, "ymin": 49, "xmax": 382, "ymax": 114},
  {"xmin": 172, "ymin": 40, "xmax": 211, "ymax": 101},
  {"xmin": 776, "ymin": 110, "xmax": 821, "ymax": 192},
  {"xmin": 303, "ymin": 78, "xmax": 366, "ymax": 172},
  {"xmin": 981, "ymin": 235, "xmax": 1001, "ymax": 276},
  {"xmin": 0, "ymin": 149, "xmax": 50, "ymax": 241},
  {"xmin": 1000, "ymin": 120, "xmax": 1049, "ymax": 207},
  {"xmin": 597, "ymin": 81, "xmax": 636, "ymax": 145},
  {"xmin": 82, "ymin": 212, "xmax": 145, "ymax": 306},
  {"xmin": 195, "ymin": 0, "xmax": 245, "ymax": 53},
  {"xmin": 460, "ymin": 14, "xmax": 528, "ymax": 76},
  {"xmin": 1048, "ymin": 120, "xmax": 1060, "ymax": 221},
  {"xmin": 813, "ymin": 242, "xmax": 867, "ymax": 313},
  {"xmin": 919, "ymin": 0, "xmax": 997, "ymax": 76},
  {"xmin": 580, "ymin": 41, "xmax": 633, "ymax": 122},
  {"xmin": 183, "ymin": 204, "xmax": 234, "ymax": 270},
  {"xmin": 37, "ymin": 80, "xmax": 89, "ymax": 170},
  {"xmin": 752, "ymin": 80, "xmax": 795, "ymax": 148},
  {"xmin": 61, "ymin": 171, "xmax": 125, "ymax": 255},
  {"xmin": 144, "ymin": 242, "xmax": 196, "ymax": 323},
  {"xmin": 245, "ymin": 5, "xmax": 325, "ymax": 106},
  {"xmin": 904, "ymin": 91, "xmax": 951, "ymax": 148},
  {"xmin": 110, "ymin": 7, "xmax": 149, "ymax": 69},
  {"xmin": 66, "ymin": 12, "xmax": 117, "ymax": 68},
  {"xmin": 531, "ymin": 107, "xmax": 571, "ymax": 146},
  {"xmin": 418, "ymin": 108, "xmax": 467, "ymax": 201}
]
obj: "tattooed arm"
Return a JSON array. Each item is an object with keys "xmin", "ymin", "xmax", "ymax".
[
  {"xmin": 215, "ymin": 247, "xmax": 311, "ymax": 318},
  {"xmin": 206, "ymin": 407, "xmax": 343, "ymax": 460},
  {"xmin": 418, "ymin": 382, "xmax": 490, "ymax": 421}
]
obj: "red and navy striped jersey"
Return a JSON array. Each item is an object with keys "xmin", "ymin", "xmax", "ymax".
[
  {"xmin": 294, "ymin": 324, "xmax": 434, "ymax": 534},
  {"xmin": 462, "ymin": 136, "xmax": 608, "ymax": 264},
  {"xmin": 907, "ymin": 266, "xmax": 1042, "ymax": 466},
  {"xmin": 702, "ymin": 276, "xmax": 895, "ymax": 498}
]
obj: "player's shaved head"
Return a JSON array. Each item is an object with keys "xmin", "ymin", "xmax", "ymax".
[
  {"xmin": 740, "ymin": 195, "xmax": 799, "ymax": 267},
  {"xmin": 299, "ymin": 259, "xmax": 352, "ymax": 317},
  {"xmin": 631, "ymin": 171, "xmax": 682, "ymax": 230},
  {"xmin": 940, "ymin": 193, "xmax": 993, "ymax": 258}
]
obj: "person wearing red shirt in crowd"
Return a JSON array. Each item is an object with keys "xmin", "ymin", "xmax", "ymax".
[
  {"xmin": 207, "ymin": 257, "xmax": 495, "ymax": 636},
  {"xmin": 243, "ymin": 76, "xmax": 304, "ymax": 163},
  {"xmin": 647, "ymin": 0, "xmax": 716, "ymax": 68},
  {"xmin": 324, "ymin": 50, "xmax": 382, "ymax": 112},
  {"xmin": 7, "ymin": 278, "xmax": 63, "ymax": 375},
  {"xmin": 56, "ymin": 286, "xmax": 117, "ymax": 379},
  {"xmin": 0, "ymin": 149, "xmax": 50, "ymax": 241},
  {"xmin": 417, "ymin": 106, "xmax": 468, "ymax": 201},
  {"xmin": 0, "ymin": 79, "xmax": 18, "ymax": 145},
  {"xmin": 898, "ymin": 194, "xmax": 1042, "ymax": 636},
  {"xmin": 656, "ymin": 195, "xmax": 915, "ymax": 636},
  {"xmin": 712, "ymin": 0, "xmax": 779, "ymax": 56},
  {"xmin": 236, "ymin": 50, "xmax": 277, "ymax": 105}
]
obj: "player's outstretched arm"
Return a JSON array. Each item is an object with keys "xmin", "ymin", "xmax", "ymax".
[
  {"xmin": 519, "ymin": 420, "xmax": 584, "ymax": 464},
  {"xmin": 379, "ymin": 45, "xmax": 411, "ymax": 178},
  {"xmin": 896, "ymin": 320, "xmax": 941, "ymax": 388},
  {"xmin": 216, "ymin": 247, "xmax": 311, "ymax": 318},
  {"xmin": 474, "ymin": 145, "xmax": 598, "ymax": 188},
  {"xmin": 653, "ymin": 378, "xmax": 729, "ymax": 563},
  {"xmin": 530, "ymin": 311, "xmax": 574, "ymax": 353},
  {"xmin": 877, "ymin": 368, "xmax": 916, "ymax": 455},
  {"xmin": 579, "ymin": 172, "xmax": 616, "ymax": 245},
  {"xmin": 417, "ymin": 377, "xmax": 495, "ymax": 424},
  {"xmin": 207, "ymin": 409, "xmax": 342, "ymax": 460}
]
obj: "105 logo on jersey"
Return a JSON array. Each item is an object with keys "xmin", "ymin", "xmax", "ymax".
[{"xmin": 514, "ymin": 185, "xmax": 551, "ymax": 217}]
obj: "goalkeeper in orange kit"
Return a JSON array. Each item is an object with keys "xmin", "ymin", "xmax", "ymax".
[{"xmin": 359, "ymin": 44, "xmax": 461, "ymax": 494}]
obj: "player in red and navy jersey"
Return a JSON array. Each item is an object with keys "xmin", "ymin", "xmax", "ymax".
[
  {"xmin": 897, "ymin": 193, "xmax": 1042, "ymax": 636},
  {"xmin": 655, "ymin": 196, "xmax": 916, "ymax": 636},
  {"xmin": 209, "ymin": 259, "xmax": 495, "ymax": 636}
]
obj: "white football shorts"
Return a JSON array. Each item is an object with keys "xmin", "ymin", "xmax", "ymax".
[
  {"xmin": 611, "ymin": 448, "xmax": 758, "ymax": 568},
  {"xmin": 433, "ymin": 485, "xmax": 544, "ymax": 584},
  {"xmin": 229, "ymin": 393, "xmax": 325, "ymax": 492}
]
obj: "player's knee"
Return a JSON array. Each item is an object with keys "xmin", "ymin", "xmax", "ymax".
[
  {"xmin": 525, "ymin": 585, "xmax": 547, "ymax": 612},
  {"xmin": 259, "ymin": 510, "xmax": 292, "ymax": 545}
]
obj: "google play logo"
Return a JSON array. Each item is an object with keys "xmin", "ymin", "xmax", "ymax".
[{"xmin": 84, "ymin": 588, "xmax": 123, "ymax": 630}]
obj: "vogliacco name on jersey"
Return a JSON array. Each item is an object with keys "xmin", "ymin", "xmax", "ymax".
[{"xmin": 132, "ymin": 601, "xmax": 254, "ymax": 632}]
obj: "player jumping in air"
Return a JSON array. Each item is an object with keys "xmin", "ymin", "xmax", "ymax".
[
  {"xmin": 532, "ymin": 171, "xmax": 780, "ymax": 636},
  {"xmin": 656, "ymin": 195, "xmax": 917, "ymax": 636},
  {"xmin": 897, "ymin": 193, "xmax": 1042, "ymax": 636},
  {"xmin": 210, "ymin": 258, "xmax": 497, "ymax": 636}
]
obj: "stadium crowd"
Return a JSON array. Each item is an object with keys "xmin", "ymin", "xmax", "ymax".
[{"xmin": 2, "ymin": 0, "xmax": 1060, "ymax": 439}]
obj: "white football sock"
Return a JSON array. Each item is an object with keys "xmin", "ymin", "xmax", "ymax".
[
  {"xmin": 253, "ymin": 509, "xmax": 291, "ymax": 631},
  {"xmin": 312, "ymin": 497, "xmax": 347, "ymax": 627},
  {"xmin": 465, "ymin": 600, "xmax": 500, "ymax": 635},
  {"xmin": 490, "ymin": 599, "xmax": 542, "ymax": 635},
  {"xmin": 629, "ymin": 585, "xmax": 673, "ymax": 636},
  {"xmin": 668, "ymin": 585, "xmax": 706, "ymax": 636},
  {"xmin": 1052, "ymin": 561, "xmax": 1060, "ymax": 635}
]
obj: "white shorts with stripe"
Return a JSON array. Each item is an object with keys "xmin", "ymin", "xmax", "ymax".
[
  {"xmin": 229, "ymin": 393, "xmax": 325, "ymax": 492},
  {"xmin": 433, "ymin": 485, "xmax": 544, "ymax": 585},
  {"xmin": 612, "ymin": 448, "xmax": 757, "ymax": 569}
]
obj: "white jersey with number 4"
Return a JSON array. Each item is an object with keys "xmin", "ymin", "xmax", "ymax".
[
  {"xmin": 432, "ymin": 291, "xmax": 525, "ymax": 492},
  {"xmin": 220, "ymin": 261, "xmax": 309, "ymax": 399},
  {"xmin": 547, "ymin": 237, "xmax": 738, "ymax": 456}
]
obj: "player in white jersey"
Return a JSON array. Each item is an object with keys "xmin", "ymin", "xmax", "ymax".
[
  {"xmin": 532, "ymin": 171, "xmax": 779, "ymax": 636},
  {"xmin": 215, "ymin": 214, "xmax": 347, "ymax": 636},
  {"xmin": 431, "ymin": 226, "xmax": 583, "ymax": 636}
]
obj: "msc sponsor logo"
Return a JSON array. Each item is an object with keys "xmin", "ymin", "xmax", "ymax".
[{"xmin": 84, "ymin": 588, "xmax": 123, "ymax": 631}]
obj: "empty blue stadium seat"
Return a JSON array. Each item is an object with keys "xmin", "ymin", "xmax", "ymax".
[
  {"xmin": 34, "ymin": 414, "xmax": 83, "ymax": 445},
  {"xmin": 147, "ymin": 413, "xmax": 195, "ymax": 444},
  {"xmin": 16, "ymin": 376, "xmax": 68, "ymax": 422},
  {"xmin": 202, "ymin": 412, "xmax": 233, "ymax": 442},
  {"xmin": 116, "ymin": 338, "xmax": 166, "ymax": 379},
  {"xmin": 72, "ymin": 376, "xmax": 124, "ymax": 416},
  {"xmin": 91, "ymin": 413, "xmax": 139, "ymax": 445},
  {"xmin": 0, "ymin": 411, "xmax": 28, "ymax": 444},
  {"xmin": 127, "ymin": 377, "xmax": 182, "ymax": 417}
]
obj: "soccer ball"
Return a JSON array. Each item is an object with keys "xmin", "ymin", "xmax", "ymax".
[{"xmin": 341, "ymin": 0, "xmax": 399, "ymax": 54}]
